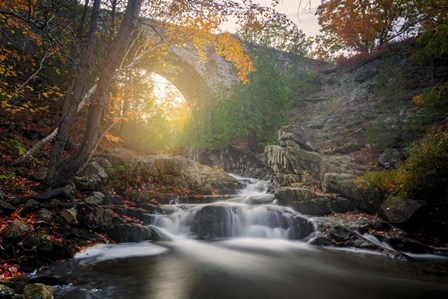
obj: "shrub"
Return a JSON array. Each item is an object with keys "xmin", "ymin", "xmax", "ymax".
[{"xmin": 358, "ymin": 127, "xmax": 448, "ymax": 200}]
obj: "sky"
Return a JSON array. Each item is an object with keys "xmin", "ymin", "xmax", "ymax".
[
  {"xmin": 259, "ymin": 0, "xmax": 321, "ymax": 37},
  {"xmin": 222, "ymin": 0, "xmax": 322, "ymax": 37}
]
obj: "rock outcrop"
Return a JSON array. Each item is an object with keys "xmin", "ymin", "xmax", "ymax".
[
  {"xmin": 263, "ymin": 48, "xmax": 429, "ymax": 216},
  {"xmin": 103, "ymin": 148, "xmax": 243, "ymax": 196}
]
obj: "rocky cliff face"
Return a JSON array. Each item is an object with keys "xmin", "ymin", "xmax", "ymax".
[{"xmin": 264, "ymin": 46, "xmax": 427, "ymax": 218}]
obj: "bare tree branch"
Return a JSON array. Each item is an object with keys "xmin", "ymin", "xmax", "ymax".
[{"xmin": 9, "ymin": 52, "xmax": 51, "ymax": 105}]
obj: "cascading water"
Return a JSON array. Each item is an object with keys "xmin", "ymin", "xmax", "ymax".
[
  {"xmin": 42, "ymin": 174, "xmax": 448, "ymax": 299},
  {"xmin": 150, "ymin": 174, "xmax": 313, "ymax": 240}
]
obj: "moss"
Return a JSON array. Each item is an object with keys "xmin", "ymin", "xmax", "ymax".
[{"xmin": 382, "ymin": 195, "xmax": 409, "ymax": 209}]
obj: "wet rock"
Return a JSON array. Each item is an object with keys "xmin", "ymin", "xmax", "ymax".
[
  {"xmin": 83, "ymin": 192, "xmax": 105, "ymax": 206},
  {"xmin": 295, "ymin": 198, "xmax": 333, "ymax": 215},
  {"xmin": 22, "ymin": 232, "xmax": 53, "ymax": 253},
  {"xmin": 199, "ymin": 168, "xmax": 244, "ymax": 194},
  {"xmin": 275, "ymin": 187, "xmax": 334, "ymax": 215},
  {"xmin": 0, "ymin": 284, "xmax": 15, "ymax": 298},
  {"xmin": 74, "ymin": 161, "xmax": 108, "ymax": 191},
  {"xmin": 0, "ymin": 200, "xmax": 15, "ymax": 215},
  {"xmin": 113, "ymin": 206, "xmax": 154, "ymax": 224},
  {"xmin": 95, "ymin": 207, "xmax": 115, "ymax": 227},
  {"xmin": 291, "ymin": 216, "xmax": 315, "ymax": 239},
  {"xmin": 311, "ymin": 222, "xmax": 378, "ymax": 250},
  {"xmin": 60, "ymin": 208, "xmax": 78, "ymax": 225},
  {"xmin": 21, "ymin": 199, "xmax": 41, "ymax": 216},
  {"xmin": 381, "ymin": 195, "xmax": 425, "ymax": 224},
  {"xmin": 23, "ymin": 283, "xmax": 53, "ymax": 299},
  {"xmin": 6, "ymin": 220, "xmax": 30, "ymax": 239},
  {"xmin": 378, "ymin": 148, "xmax": 403, "ymax": 169},
  {"xmin": 279, "ymin": 125, "xmax": 320, "ymax": 152},
  {"xmin": 27, "ymin": 276, "xmax": 67, "ymax": 286},
  {"xmin": 105, "ymin": 223, "xmax": 153, "ymax": 242},
  {"xmin": 191, "ymin": 205, "xmax": 231, "ymax": 239},
  {"xmin": 387, "ymin": 238, "xmax": 431, "ymax": 254}
]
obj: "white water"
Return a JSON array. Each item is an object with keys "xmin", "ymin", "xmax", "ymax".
[
  {"xmin": 48, "ymin": 175, "xmax": 448, "ymax": 299},
  {"xmin": 150, "ymin": 175, "xmax": 306, "ymax": 240}
]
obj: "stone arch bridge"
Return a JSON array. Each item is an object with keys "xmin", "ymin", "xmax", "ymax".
[{"xmin": 140, "ymin": 21, "xmax": 328, "ymax": 101}]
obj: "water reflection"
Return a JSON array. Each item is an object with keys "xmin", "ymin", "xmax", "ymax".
[{"xmin": 50, "ymin": 239, "xmax": 448, "ymax": 299}]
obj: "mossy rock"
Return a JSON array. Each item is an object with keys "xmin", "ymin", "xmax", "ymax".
[
  {"xmin": 381, "ymin": 195, "xmax": 425, "ymax": 224},
  {"xmin": 23, "ymin": 283, "xmax": 53, "ymax": 299}
]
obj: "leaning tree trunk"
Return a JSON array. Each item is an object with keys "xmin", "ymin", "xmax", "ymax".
[
  {"xmin": 51, "ymin": 0, "xmax": 143, "ymax": 187},
  {"xmin": 46, "ymin": 0, "xmax": 101, "ymax": 186}
]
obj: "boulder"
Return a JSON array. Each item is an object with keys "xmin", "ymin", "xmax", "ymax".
[
  {"xmin": 322, "ymin": 173, "xmax": 359, "ymax": 198},
  {"xmin": 191, "ymin": 205, "xmax": 232, "ymax": 240},
  {"xmin": 196, "ymin": 166, "xmax": 243, "ymax": 194},
  {"xmin": 114, "ymin": 206, "xmax": 158, "ymax": 224},
  {"xmin": 322, "ymin": 172, "xmax": 382, "ymax": 213},
  {"xmin": 291, "ymin": 216, "xmax": 315, "ymax": 239},
  {"xmin": 331, "ymin": 197, "xmax": 356, "ymax": 213},
  {"xmin": 95, "ymin": 207, "xmax": 115, "ymax": 227},
  {"xmin": 83, "ymin": 192, "xmax": 105, "ymax": 206},
  {"xmin": 35, "ymin": 209, "xmax": 53, "ymax": 221},
  {"xmin": 22, "ymin": 232, "xmax": 53, "ymax": 253},
  {"xmin": 23, "ymin": 283, "xmax": 53, "ymax": 299},
  {"xmin": 0, "ymin": 284, "xmax": 15, "ymax": 298},
  {"xmin": 295, "ymin": 198, "xmax": 333, "ymax": 215},
  {"xmin": 378, "ymin": 148, "xmax": 403, "ymax": 169},
  {"xmin": 311, "ymin": 223, "xmax": 378, "ymax": 250},
  {"xmin": 274, "ymin": 173, "xmax": 302, "ymax": 186},
  {"xmin": 279, "ymin": 125, "xmax": 320, "ymax": 152},
  {"xmin": 33, "ymin": 167, "xmax": 47, "ymax": 181},
  {"xmin": 154, "ymin": 155, "xmax": 194, "ymax": 177},
  {"xmin": 21, "ymin": 199, "xmax": 41, "ymax": 216},
  {"xmin": 381, "ymin": 195, "xmax": 425, "ymax": 224},
  {"xmin": 275, "ymin": 187, "xmax": 333, "ymax": 215},
  {"xmin": 105, "ymin": 223, "xmax": 153, "ymax": 242},
  {"xmin": 74, "ymin": 161, "xmax": 108, "ymax": 191},
  {"xmin": 127, "ymin": 189, "xmax": 152, "ymax": 203},
  {"xmin": 275, "ymin": 187, "xmax": 356, "ymax": 215},
  {"xmin": 264, "ymin": 145, "xmax": 322, "ymax": 179},
  {"xmin": 0, "ymin": 200, "xmax": 15, "ymax": 215},
  {"xmin": 60, "ymin": 208, "xmax": 78, "ymax": 225},
  {"xmin": 6, "ymin": 220, "xmax": 30, "ymax": 239}
]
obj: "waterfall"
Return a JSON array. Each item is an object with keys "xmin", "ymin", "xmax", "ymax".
[{"xmin": 149, "ymin": 175, "xmax": 314, "ymax": 240}]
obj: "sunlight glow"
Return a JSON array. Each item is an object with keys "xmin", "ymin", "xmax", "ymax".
[{"xmin": 151, "ymin": 73, "xmax": 187, "ymax": 108}]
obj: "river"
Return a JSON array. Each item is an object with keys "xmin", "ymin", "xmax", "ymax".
[{"xmin": 44, "ymin": 175, "xmax": 448, "ymax": 298}]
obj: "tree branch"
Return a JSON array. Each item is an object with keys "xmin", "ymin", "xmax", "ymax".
[{"xmin": 9, "ymin": 52, "xmax": 51, "ymax": 105}]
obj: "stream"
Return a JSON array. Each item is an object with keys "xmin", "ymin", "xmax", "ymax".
[{"xmin": 44, "ymin": 175, "xmax": 448, "ymax": 298}]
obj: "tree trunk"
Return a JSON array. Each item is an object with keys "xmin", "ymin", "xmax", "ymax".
[
  {"xmin": 51, "ymin": 0, "xmax": 143, "ymax": 187},
  {"xmin": 46, "ymin": 0, "xmax": 101, "ymax": 186}
]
